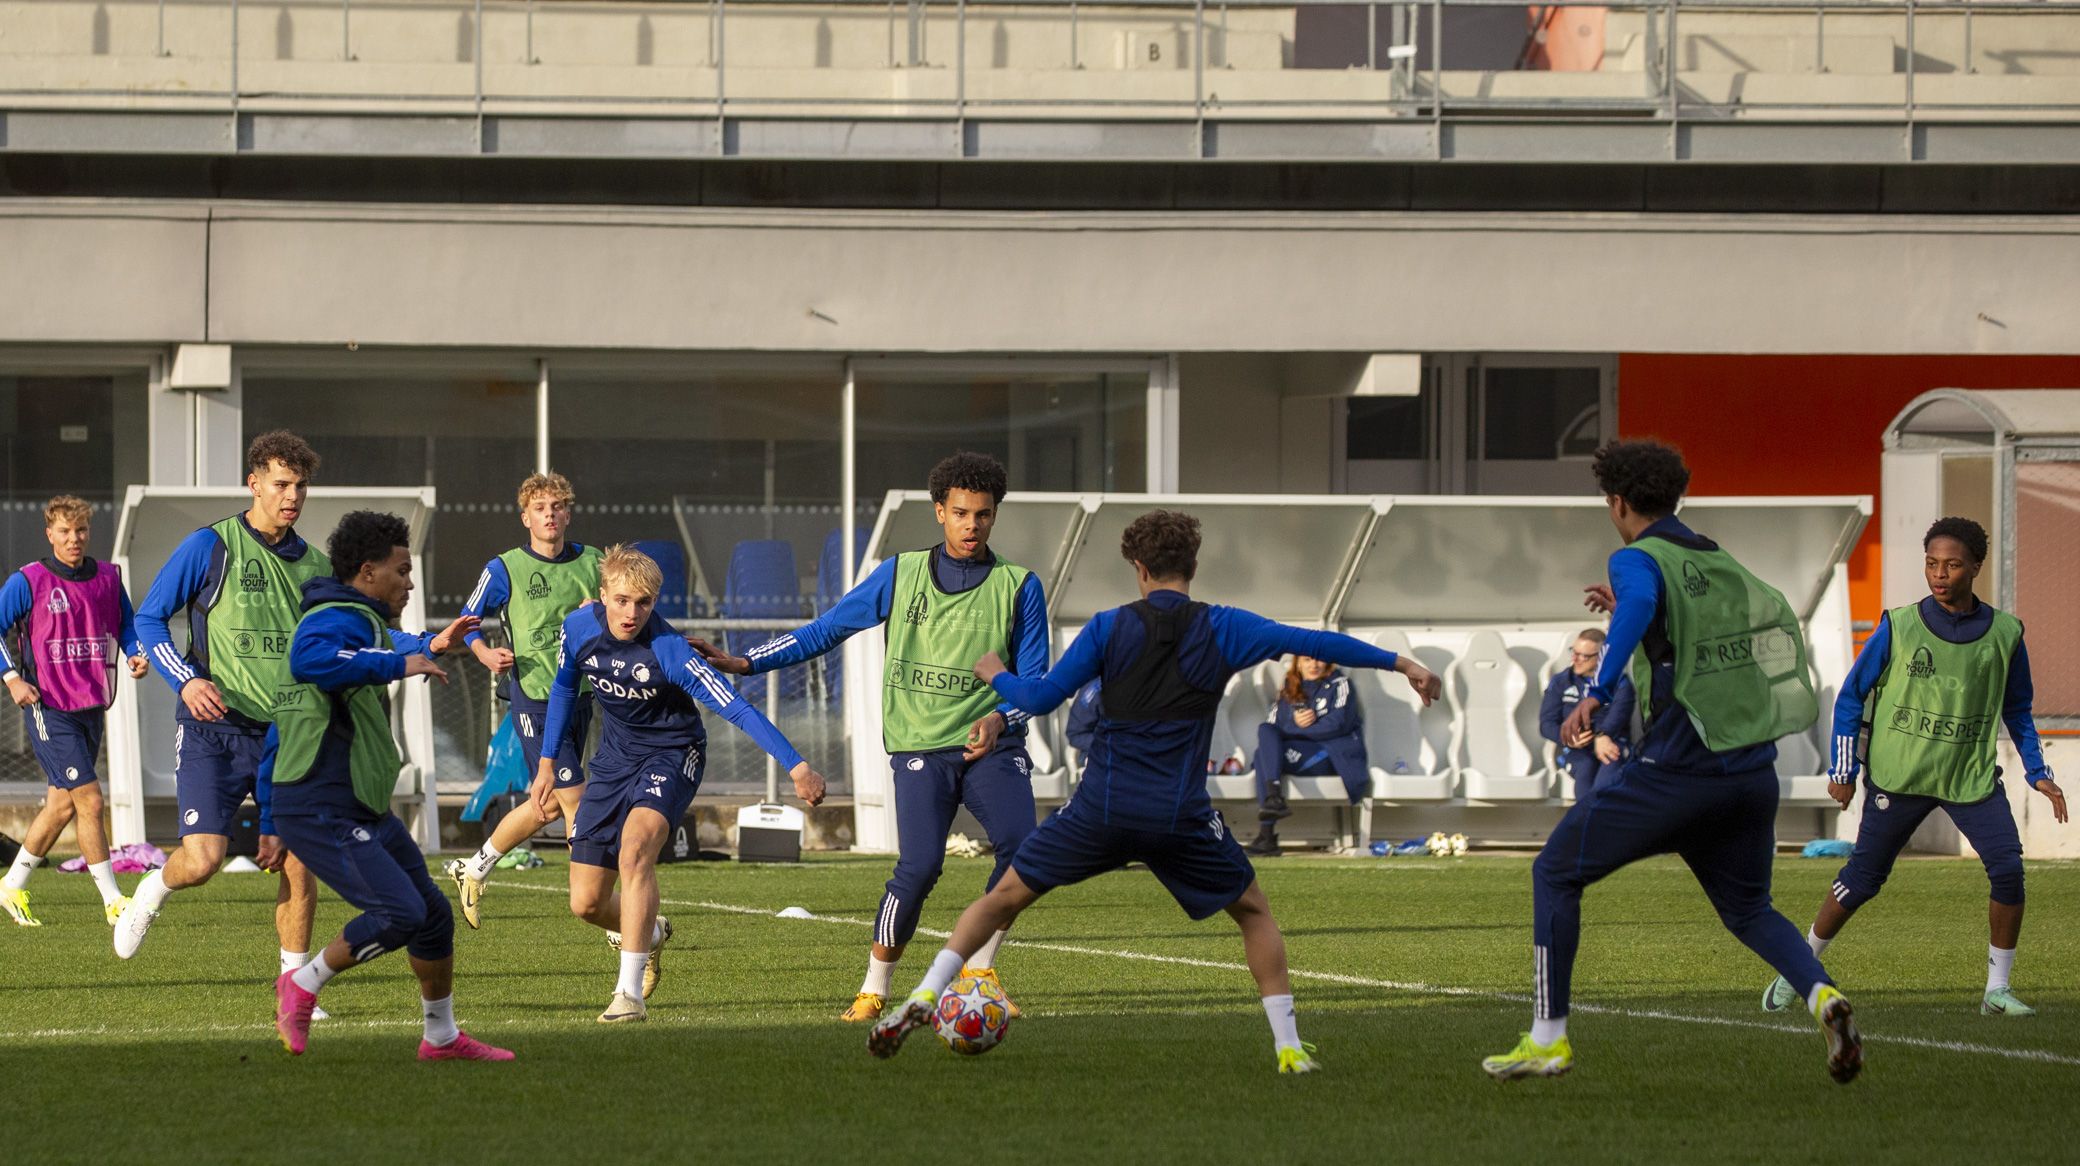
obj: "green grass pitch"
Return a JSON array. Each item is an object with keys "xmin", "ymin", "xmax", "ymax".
[{"xmin": 7, "ymin": 852, "xmax": 2076, "ymax": 1163}]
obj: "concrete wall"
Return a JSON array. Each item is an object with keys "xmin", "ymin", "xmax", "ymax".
[{"xmin": 8, "ymin": 201, "xmax": 2080, "ymax": 356}]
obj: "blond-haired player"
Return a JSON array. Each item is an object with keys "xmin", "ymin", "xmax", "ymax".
[
  {"xmin": 535, "ymin": 546, "xmax": 826, "ymax": 1021},
  {"xmin": 0, "ymin": 496, "xmax": 149, "ymax": 926},
  {"xmin": 445, "ymin": 472, "xmax": 602, "ymax": 927}
]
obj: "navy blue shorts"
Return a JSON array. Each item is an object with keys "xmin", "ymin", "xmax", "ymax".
[
  {"xmin": 570, "ymin": 740, "xmax": 704, "ymax": 869},
  {"xmin": 274, "ymin": 809, "xmax": 454, "ymax": 962},
  {"xmin": 174, "ymin": 718, "xmax": 270, "ymax": 838},
  {"xmin": 25, "ymin": 704, "xmax": 105, "ymax": 790},
  {"xmin": 510, "ymin": 690, "xmax": 591, "ymax": 789},
  {"xmin": 1013, "ymin": 804, "xmax": 1256, "ymax": 921}
]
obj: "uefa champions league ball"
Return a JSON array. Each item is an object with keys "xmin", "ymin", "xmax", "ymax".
[
  {"xmin": 933, "ymin": 975, "xmax": 1012, "ymax": 1055},
  {"xmin": 1448, "ymin": 832, "xmax": 1470, "ymax": 857},
  {"xmin": 1425, "ymin": 831, "xmax": 1451, "ymax": 857}
]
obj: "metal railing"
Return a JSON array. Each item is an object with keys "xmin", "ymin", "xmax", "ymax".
[{"xmin": 9, "ymin": 0, "xmax": 2080, "ymax": 127}]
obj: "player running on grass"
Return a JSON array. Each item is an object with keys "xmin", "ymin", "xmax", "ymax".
[
  {"xmin": 268, "ymin": 510, "xmax": 510, "ymax": 1061},
  {"xmin": 121, "ymin": 432, "xmax": 326, "ymax": 998},
  {"xmin": 1482, "ymin": 440, "xmax": 1863, "ymax": 1084},
  {"xmin": 445, "ymin": 471, "xmax": 604, "ymax": 928},
  {"xmin": 867, "ymin": 509, "xmax": 1441, "ymax": 1074},
  {"xmin": 541, "ymin": 545, "xmax": 827, "ymax": 1023},
  {"xmin": 1763, "ymin": 517, "xmax": 2065, "ymax": 1018},
  {"xmin": 694, "ymin": 452, "xmax": 1050, "ymax": 1024},
  {"xmin": 0, "ymin": 496, "xmax": 148, "ymax": 927}
]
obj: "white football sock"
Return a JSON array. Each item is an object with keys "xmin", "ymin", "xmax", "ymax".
[
  {"xmin": 87, "ymin": 861, "xmax": 121, "ymax": 904},
  {"xmin": 969, "ymin": 929, "xmax": 1009, "ymax": 970},
  {"xmin": 1262, "ymin": 993, "xmax": 1301, "ymax": 1051},
  {"xmin": 466, "ymin": 842, "xmax": 504, "ymax": 880},
  {"xmin": 422, "ymin": 994, "xmax": 459, "ymax": 1047},
  {"xmin": 1531, "ymin": 1015, "xmax": 1567, "ymax": 1046},
  {"xmin": 918, "ymin": 948, "xmax": 966, "ymax": 999},
  {"xmin": 616, "ymin": 951, "xmax": 648, "ymax": 1000},
  {"xmin": 133, "ymin": 869, "xmax": 172, "ymax": 912},
  {"xmin": 279, "ymin": 948, "xmax": 311, "ymax": 975},
  {"xmin": 3, "ymin": 848, "xmax": 38, "ymax": 891},
  {"xmin": 860, "ymin": 955, "xmax": 897, "ymax": 997},
  {"xmin": 1807, "ymin": 926, "xmax": 1832, "ymax": 957},
  {"xmin": 292, "ymin": 950, "xmax": 341, "ymax": 995},
  {"xmin": 1987, "ymin": 945, "xmax": 2016, "ymax": 993}
]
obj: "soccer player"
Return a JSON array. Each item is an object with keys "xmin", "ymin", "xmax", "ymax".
[
  {"xmin": 444, "ymin": 471, "xmax": 603, "ymax": 928},
  {"xmin": 120, "ymin": 432, "xmax": 326, "ymax": 989},
  {"xmin": 544, "ymin": 545, "xmax": 827, "ymax": 1023},
  {"xmin": 0, "ymin": 496, "xmax": 148, "ymax": 927},
  {"xmin": 1763, "ymin": 517, "xmax": 2065, "ymax": 1018},
  {"xmin": 866, "ymin": 509, "xmax": 1442, "ymax": 1073},
  {"xmin": 693, "ymin": 452, "xmax": 1049, "ymax": 1024},
  {"xmin": 269, "ymin": 510, "xmax": 511, "ymax": 1061},
  {"xmin": 1481, "ymin": 440, "xmax": 1863, "ymax": 1084}
]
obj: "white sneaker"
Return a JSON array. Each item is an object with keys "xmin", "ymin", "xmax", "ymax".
[
  {"xmin": 598, "ymin": 991, "xmax": 647, "ymax": 1024},
  {"xmin": 113, "ymin": 898, "xmax": 159, "ymax": 959}
]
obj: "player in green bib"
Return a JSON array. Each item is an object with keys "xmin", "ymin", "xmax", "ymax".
[
  {"xmin": 120, "ymin": 432, "xmax": 329, "ymax": 993},
  {"xmin": 445, "ymin": 472, "xmax": 604, "ymax": 929},
  {"xmin": 695, "ymin": 452, "xmax": 1051, "ymax": 1024},
  {"xmin": 1764, "ymin": 518, "xmax": 2065, "ymax": 1018}
]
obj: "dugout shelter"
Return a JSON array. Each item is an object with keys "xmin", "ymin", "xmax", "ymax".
[
  {"xmin": 1878, "ymin": 389, "xmax": 2080, "ymax": 859},
  {"xmin": 846, "ymin": 490, "xmax": 1870, "ymax": 853},
  {"xmin": 106, "ymin": 486, "xmax": 441, "ymax": 852}
]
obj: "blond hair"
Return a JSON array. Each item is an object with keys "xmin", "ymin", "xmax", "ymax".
[
  {"xmin": 599, "ymin": 544, "xmax": 662, "ymax": 600},
  {"xmin": 516, "ymin": 471, "xmax": 575, "ymax": 512},
  {"xmin": 44, "ymin": 495, "xmax": 93, "ymax": 529}
]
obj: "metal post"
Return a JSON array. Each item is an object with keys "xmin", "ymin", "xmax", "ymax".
[
  {"xmin": 343, "ymin": 0, "xmax": 351, "ymax": 62},
  {"xmin": 842, "ymin": 363, "xmax": 857, "ymax": 593},
  {"xmin": 1431, "ymin": 0, "xmax": 1443, "ymax": 141},
  {"xmin": 1905, "ymin": 0, "xmax": 1916, "ymax": 117},
  {"xmin": 231, "ymin": 0, "xmax": 240, "ymax": 114},
  {"xmin": 1368, "ymin": 3, "xmax": 1377, "ymax": 71},
  {"xmin": 1965, "ymin": 1, "xmax": 1976, "ymax": 74},
  {"xmin": 764, "ymin": 667, "xmax": 780, "ymax": 803},
  {"xmin": 1193, "ymin": 0, "xmax": 1205, "ymax": 153},
  {"xmin": 157, "ymin": 0, "xmax": 167, "ymax": 57},
  {"xmin": 956, "ymin": 0, "xmax": 966, "ymax": 143},
  {"xmin": 1070, "ymin": 2, "xmax": 1079, "ymax": 69},
  {"xmin": 1816, "ymin": 3, "xmax": 1826, "ymax": 73},
  {"xmin": 887, "ymin": 0, "xmax": 896, "ymax": 67},
  {"xmin": 1665, "ymin": 0, "xmax": 1678, "ymax": 121},
  {"xmin": 717, "ymin": 0, "xmax": 728, "ymax": 148},
  {"xmin": 535, "ymin": 360, "xmax": 550, "ymax": 473},
  {"xmin": 473, "ymin": 0, "xmax": 484, "ymax": 131},
  {"xmin": 527, "ymin": 1, "xmax": 536, "ymax": 65}
]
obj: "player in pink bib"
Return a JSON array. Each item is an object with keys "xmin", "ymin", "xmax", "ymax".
[{"xmin": 1, "ymin": 495, "xmax": 148, "ymax": 928}]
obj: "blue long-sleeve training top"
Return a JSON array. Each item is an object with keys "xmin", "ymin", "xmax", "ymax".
[
  {"xmin": 275, "ymin": 576, "xmax": 441, "ymax": 819},
  {"xmin": 1591, "ymin": 515, "xmax": 1777, "ymax": 776},
  {"xmin": 1826, "ymin": 596, "xmax": 2049, "ymax": 787},
  {"xmin": 135, "ymin": 517, "xmax": 322, "ymax": 733},
  {"xmin": 1268, "ymin": 672, "xmax": 1364, "ymax": 740},
  {"xmin": 991, "ymin": 589, "xmax": 1400, "ymax": 831},
  {"xmin": 0, "ymin": 558, "xmax": 144, "ymax": 676},
  {"xmin": 739, "ymin": 546, "xmax": 1050, "ymax": 733},
  {"xmin": 542, "ymin": 605, "xmax": 804, "ymax": 771}
]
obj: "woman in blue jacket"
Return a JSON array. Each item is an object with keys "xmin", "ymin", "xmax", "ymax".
[{"xmin": 1248, "ymin": 656, "xmax": 1368, "ymax": 856}]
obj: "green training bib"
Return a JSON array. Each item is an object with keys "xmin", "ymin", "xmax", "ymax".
[
  {"xmin": 200, "ymin": 517, "xmax": 333, "ymax": 723},
  {"xmin": 881, "ymin": 550, "xmax": 1027, "ymax": 753},
  {"xmin": 497, "ymin": 544, "xmax": 603, "ymax": 700},
  {"xmin": 1865, "ymin": 603, "xmax": 2021, "ymax": 803},
  {"xmin": 1626, "ymin": 534, "xmax": 1818, "ymax": 753},
  {"xmin": 271, "ymin": 601, "xmax": 404, "ymax": 814}
]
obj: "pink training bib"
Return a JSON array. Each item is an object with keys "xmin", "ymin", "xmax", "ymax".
[{"xmin": 21, "ymin": 560, "xmax": 125, "ymax": 711}]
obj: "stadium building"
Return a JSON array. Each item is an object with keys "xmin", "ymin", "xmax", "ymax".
[{"xmin": 2, "ymin": 0, "xmax": 2074, "ymax": 855}]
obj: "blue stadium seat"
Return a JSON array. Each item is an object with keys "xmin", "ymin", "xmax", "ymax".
[
  {"xmin": 724, "ymin": 539, "xmax": 804, "ymax": 702},
  {"xmin": 631, "ymin": 538, "xmax": 693, "ymax": 620}
]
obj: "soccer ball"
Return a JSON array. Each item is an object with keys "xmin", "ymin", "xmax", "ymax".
[
  {"xmin": 933, "ymin": 975, "xmax": 1012, "ymax": 1055},
  {"xmin": 1448, "ymin": 832, "xmax": 1469, "ymax": 857},
  {"xmin": 1425, "ymin": 831, "xmax": 1451, "ymax": 856}
]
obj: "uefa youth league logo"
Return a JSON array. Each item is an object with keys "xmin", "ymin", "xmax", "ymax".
[{"xmin": 46, "ymin": 588, "xmax": 70, "ymax": 615}]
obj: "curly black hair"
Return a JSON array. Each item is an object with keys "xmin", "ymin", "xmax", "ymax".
[
  {"xmin": 927, "ymin": 451, "xmax": 1009, "ymax": 506},
  {"xmin": 1121, "ymin": 509, "xmax": 1201, "ymax": 581},
  {"xmin": 1591, "ymin": 440, "xmax": 1690, "ymax": 517},
  {"xmin": 247, "ymin": 430, "xmax": 320, "ymax": 482},
  {"xmin": 1924, "ymin": 516, "xmax": 1989, "ymax": 564},
  {"xmin": 329, "ymin": 510, "xmax": 411, "ymax": 580}
]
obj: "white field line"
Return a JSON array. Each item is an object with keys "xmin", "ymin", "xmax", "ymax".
[{"xmin": 481, "ymin": 881, "xmax": 2080, "ymax": 1069}]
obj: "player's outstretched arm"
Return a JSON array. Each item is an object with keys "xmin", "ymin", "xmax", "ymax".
[
  {"xmin": 290, "ymin": 608, "xmax": 412, "ymax": 691},
  {"xmin": 1209, "ymin": 610, "xmax": 1440, "ymax": 706},
  {"xmin": 462, "ymin": 559, "xmax": 516, "ymax": 672},
  {"xmin": 979, "ymin": 614, "xmax": 1107, "ymax": 717},
  {"xmin": 715, "ymin": 557, "xmax": 902, "ymax": 678},
  {"xmin": 2002, "ymin": 636, "xmax": 2062, "ymax": 822},
  {"xmin": 657, "ymin": 635, "xmax": 823, "ymax": 805}
]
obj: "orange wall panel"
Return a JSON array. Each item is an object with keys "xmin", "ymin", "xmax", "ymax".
[{"xmin": 1616, "ymin": 356, "xmax": 2080, "ymax": 633}]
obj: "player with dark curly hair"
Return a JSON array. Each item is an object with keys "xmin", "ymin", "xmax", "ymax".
[
  {"xmin": 866, "ymin": 509, "xmax": 1441, "ymax": 1074},
  {"xmin": 1483, "ymin": 439, "xmax": 1864, "ymax": 1085},
  {"xmin": 266, "ymin": 510, "xmax": 508, "ymax": 1060},
  {"xmin": 121, "ymin": 431, "xmax": 329, "ymax": 981},
  {"xmin": 1763, "ymin": 517, "xmax": 2064, "ymax": 1018},
  {"xmin": 693, "ymin": 451, "xmax": 1050, "ymax": 1023}
]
